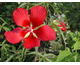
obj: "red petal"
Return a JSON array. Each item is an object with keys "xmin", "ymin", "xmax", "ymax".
[
  {"xmin": 13, "ymin": 8, "xmax": 30, "ymax": 27},
  {"xmin": 23, "ymin": 33, "xmax": 40, "ymax": 49},
  {"xmin": 58, "ymin": 22, "xmax": 66, "ymax": 27},
  {"xmin": 4, "ymin": 27, "xmax": 24, "ymax": 44},
  {"xmin": 20, "ymin": 30, "xmax": 27, "ymax": 38},
  {"xmin": 60, "ymin": 27, "xmax": 67, "ymax": 31},
  {"xmin": 34, "ymin": 25, "xmax": 56, "ymax": 41},
  {"xmin": 30, "ymin": 6, "xmax": 47, "ymax": 28}
]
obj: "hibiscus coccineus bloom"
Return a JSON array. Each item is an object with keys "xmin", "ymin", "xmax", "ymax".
[
  {"xmin": 56, "ymin": 20, "xmax": 67, "ymax": 31},
  {"xmin": 4, "ymin": 6, "xmax": 56, "ymax": 49}
]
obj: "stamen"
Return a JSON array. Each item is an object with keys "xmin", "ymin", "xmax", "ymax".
[
  {"xmin": 25, "ymin": 26, "xmax": 34, "ymax": 32},
  {"xmin": 30, "ymin": 28, "xmax": 33, "ymax": 32}
]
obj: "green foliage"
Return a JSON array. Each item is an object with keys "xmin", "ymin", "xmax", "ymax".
[
  {"xmin": 56, "ymin": 50, "xmax": 71, "ymax": 62},
  {"xmin": 74, "ymin": 40, "xmax": 80, "ymax": 50},
  {"xmin": 53, "ymin": 2, "xmax": 80, "ymax": 31},
  {"xmin": 67, "ymin": 31, "xmax": 80, "ymax": 50}
]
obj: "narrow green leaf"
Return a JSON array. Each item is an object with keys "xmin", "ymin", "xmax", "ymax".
[
  {"xmin": 1, "ymin": 47, "xmax": 5, "ymax": 58},
  {"xmin": 0, "ymin": 26, "xmax": 2, "ymax": 32},
  {"xmin": 12, "ymin": 45, "xmax": 16, "ymax": 51},
  {"xmin": 21, "ymin": 47, "xmax": 25, "ymax": 60},
  {"xmin": 0, "ymin": 55, "xmax": 11, "ymax": 62},
  {"xmin": 44, "ymin": 53, "xmax": 55, "ymax": 57},
  {"xmin": 39, "ymin": 58, "xmax": 43, "ymax": 62},
  {"xmin": 28, "ymin": 52, "xmax": 36, "ymax": 55},
  {"xmin": 5, "ymin": 54, "xmax": 16, "ymax": 62},
  {"xmin": 17, "ymin": 43, "xmax": 23, "ymax": 51},
  {"xmin": 2, "ymin": 39, "xmax": 6, "ymax": 45},
  {"xmin": 0, "ymin": 17, "xmax": 7, "ymax": 23},
  {"xmin": 2, "ymin": 22, "xmax": 7, "ymax": 26},
  {"xmin": 3, "ymin": 27, "xmax": 10, "ymax": 31},
  {"xmin": 32, "ymin": 2, "xmax": 44, "ymax": 6},
  {"xmin": 28, "ymin": 52, "xmax": 51, "ymax": 62},
  {"xmin": 18, "ymin": 2, "xmax": 27, "ymax": 8},
  {"xmin": 48, "ymin": 3, "xmax": 57, "ymax": 13},
  {"xmin": 37, "ymin": 53, "xmax": 51, "ymax": 62}
]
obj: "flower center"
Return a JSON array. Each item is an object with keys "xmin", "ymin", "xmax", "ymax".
[{"xmin": 25, "ymin": 26, "xmax": 33, "ymax": 33}]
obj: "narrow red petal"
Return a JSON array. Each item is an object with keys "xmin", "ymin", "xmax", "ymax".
[
  {"xmin": 58, "ymin": 22, "xmax": 66, "ymax": 27},
  {"xmin": 13, "ymin": 8, "xmax": 30, "ymax": 27},
  {"xmin": 60, "ymin": 27, "xmax": 67, "ymax": 31},
  {"xmin": 30, "ymin": 6, "xmax": 47, "ymax": 28},
  {"xmin": 34, "ymin": 25, "xmax": 56, "ymax": 41},
  {"xmin": 23, "ymin": 33, "xmax": 40, "ymax": 49},
  {"xmin": 4, "ymin": 27, "xmax": 24, "ymax": 44}
]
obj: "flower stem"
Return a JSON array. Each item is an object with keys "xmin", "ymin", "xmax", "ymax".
[{"xmin": 34, "ymin": 47, "xmax": 38, "ymax": 62}]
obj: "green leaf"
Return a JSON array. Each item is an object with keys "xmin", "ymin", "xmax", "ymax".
[
  {"xmin": 28, "ymin": 52, "xmax": 51, "ymax": 62},
  {"xmin": 74, "ymin": 40, "xmax": 80, "ymax": 50},
  {"xmin": 56, "ymin": 50, "xmax": 71, "ymax": 62},
  {"xmin": 2, "ymin": 39, "xmax": 6, "ymax": 45},
  {"xmin": 11, "ymin": 25, "xmax": 15, "ymax": 29},
  {"xmin": 51, "ymin": 56, "xmax": 57, "ymax": 62},
  {"xmin": 73, "ymin": 37, "xmax": 77, "ymax": 41},
  {"xmin": 0, "ymin": 17, "xmax": 7, "ymax": 23},
  {"xmin": 3, "ymin": 27, "xmax": 10, "ymax": 31},
  {"xmin": 6, "ymin": 5, "xmax": 12, "ymax": 10},
  {"xmin": 39, "ymin": 58, "xmax": 43, "ymax": 62},
  {"xmin": 32, "ymin": 2, "xmax": 44, "ymax": 6},
  {"xmin": 18, "ymin": 2, "xmax": 27, "ymax": 8},
  {"xmin": 0, "ymin": 55, "xmax": 12, "ymax": 62},
  {"xmin": 5, "ymin": 54, "xmax": 16, "ymax": 62},
  {"xmin": 2, "ymin": 22, "xmax": 7, "ymax": 26},
  {"xmin": 17, "ymin": 43, "xmax": 23, "ymax": 51},
  {"xmin": 12, "ymin": 45, "xmax": 16, "ymax": 51},
  {"xmin": 68, "ymin": 52, "xmax": 78, "ymax": 62},
  {"xmin": 76, "ymin": 54, "xmax": 80, "ymax": 62},
  {"xmin": 21, "ymin": 47, "xmax": 25, "ymax": 60},
  {"xmin": 0, "ymin": 25, "xmax": 2, "ymax": 32},
  {"xmin": 44, "ymin": 53, "xmax": 55, "ymax": 57},
  {"xmin": 69, "ymin": 32, "xmax": 74, "ymax": 38}
]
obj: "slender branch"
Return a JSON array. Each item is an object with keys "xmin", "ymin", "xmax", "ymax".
[
  {"xmin": 34, "ymin": 47, "xmax": 38, "ymax": 62},
  {"xmin": 35, "ymin": 54, "xmax": 37, "ymax": 62}
]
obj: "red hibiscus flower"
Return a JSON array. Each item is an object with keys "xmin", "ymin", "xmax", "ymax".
[
  {"xmin": 56, "ymin": 20, "xmax": 67, "ymax": 31},
  {"xmin": 4, "ymin": 6, "xmax": 56, "ymax": 49}
]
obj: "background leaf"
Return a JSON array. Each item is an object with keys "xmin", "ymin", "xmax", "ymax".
[{"xmin": 56, "ymin": 50, "xmax": 71, "ymax": 62}]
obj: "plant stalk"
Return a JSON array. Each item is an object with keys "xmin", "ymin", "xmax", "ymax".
[{"xmin": 34, "ymin": 47, "xmax": 38, "ymax": 62}]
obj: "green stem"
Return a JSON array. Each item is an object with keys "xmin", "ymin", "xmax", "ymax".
[{"xmin": 34, "ymin": 47, "xmax": 38, "ymax": 62}]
